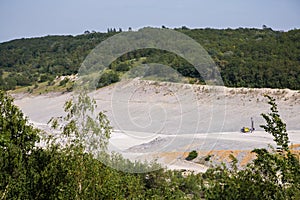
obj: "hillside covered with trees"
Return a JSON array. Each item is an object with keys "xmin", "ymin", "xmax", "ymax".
[{"xmin": 0, "ymin": 27, "xmax": 299, "ymax": 90}]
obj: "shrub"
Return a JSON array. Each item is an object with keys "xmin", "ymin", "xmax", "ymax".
[
  {"xmin": 97, "ymin": 70, "xmax": 119, "ymax": 88},
  {"xmin": 186, "ymin": 150, "xmax": 198, "ymax": 161}
]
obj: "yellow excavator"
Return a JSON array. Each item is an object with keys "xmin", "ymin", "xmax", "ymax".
[{"xmin": 241, "ymin": 117, "xmax": 255, "ymax": 133}]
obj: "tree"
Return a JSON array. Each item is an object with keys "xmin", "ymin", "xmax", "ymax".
[
  {"xmin": 97, "ymin": 70, "xmax": 119, "ymax": 88},
  {"xmin": 49, "ymin": 91, "xmax": 111, "ymax": 153},
  {"xmin": 0, "ymin": 90, "xmax": 40, "ymax": 199},
  {"xmin": 1, "ymin": 28, "xmax": 300, "ymax": 90},
  {"xmin": 262, "ymin": 24, "xmax": 268, "ymax": 29},
  {"xmin": 260, "ymin": 95, "xmax": 289, "ymax": 151},
  {"xmin": 0, "ymin": 90, "xmax": 39, "ymax": 153}
]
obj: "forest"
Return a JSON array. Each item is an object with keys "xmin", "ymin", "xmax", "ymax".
[
  {"xmin": 1, "ymin": 91, "xmax": 299, "ymax": 199},
  {"xmin": 0, "ymin": 27, "xmax": 299, "ymax": 90}
]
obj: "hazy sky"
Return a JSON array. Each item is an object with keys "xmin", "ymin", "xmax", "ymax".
[{"xmin": 1, "ymin": 0, "xmax": 299, "ymax": 42}]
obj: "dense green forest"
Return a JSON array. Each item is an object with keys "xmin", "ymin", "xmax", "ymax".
[
  {"xmin": 0, "ymin": 27, "xmax": 300, "ymax": 90},
  {"xmin": 1, "ymin": 91, "xmax": 299, "ymax": 199}
]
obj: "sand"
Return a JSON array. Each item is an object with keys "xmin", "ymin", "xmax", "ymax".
[{"xmin": 13, "ymin": 80, "xmax": 300, "ymax": 172}]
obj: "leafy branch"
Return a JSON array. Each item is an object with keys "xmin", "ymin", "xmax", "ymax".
[{"xmin": 260, "ymin": 95, "xmax": 289, "ymax": 151}]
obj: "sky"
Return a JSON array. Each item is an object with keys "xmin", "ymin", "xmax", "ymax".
[{"xmin": 0, "ymin": 0, "xmax": 300, "ymax": 42}]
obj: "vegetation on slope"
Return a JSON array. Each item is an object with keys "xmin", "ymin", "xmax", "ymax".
[{"xmin": 0, "ymin": 27, "xmax": 299, "ymax": 91}]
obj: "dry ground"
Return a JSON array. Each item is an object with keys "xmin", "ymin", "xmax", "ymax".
[{"xmin": 13, "ymin": 80, "xmax": 300, "ymax": 172}]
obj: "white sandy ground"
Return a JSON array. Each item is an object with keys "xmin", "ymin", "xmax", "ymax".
[{"xmin": 13, "ymin": 80, "xmax": 300, "ymax": 173}]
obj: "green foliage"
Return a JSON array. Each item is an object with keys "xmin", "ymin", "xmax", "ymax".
[
  {"xmin": 204, "ymin": 154, "xmax": 212, "ymax": 162},
  {"xmin": 49, "ymin": 92, "xmax": 111, "ymax": 153},
  {"xmin": 1, "ymin": 28, "xmax": 300, "ymax": 90},
  {"xmin": 39, "ymin": 74, "xmax": 50, "ymax": 83},
  {"xmin": 97, "ymin": 70, "xmax": 119, "ymax": 88},
  {"xmin": 202, "ymin": 95, "xmax": 300, "ymax": 199},
  {"xmin": 0, "ymin": 91, "xmax": 205, "ymax": 199},
  {"xmin": 186, "ymin": 150, "xmax": 198, "ymax": 161},
  {"xmin": 0, "ymin": 90, "xmax": 39, "ymax": 152},
  {"xmin": 0, "ymin": 91, "xmax": 40, "ymax": 199},
  {"xmin": 1, "ymin": 91, "xmax": 299, "ymax": 199},
  {"xmin": 112, "ymin": 62, "xmax": 131, "ymax": 72},
  {"xmin": 260, "ymin": 95, "xmax": 289, "ymax": 151}
]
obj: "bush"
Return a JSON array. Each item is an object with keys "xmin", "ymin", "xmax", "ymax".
[
  {"xmin": 114, "ymin": 63, "xmax": 130, "ymax": 72},
  {"xmin": 39, "ymin": 74, "xmax": 49, "ymax": 83},
  {"xmin": 186, "ymin": 150, "xmax": 198, "ymax": 161},
  {"xmin": 97, "ymin": 70, "xmax": 119, "ymax": 88}
]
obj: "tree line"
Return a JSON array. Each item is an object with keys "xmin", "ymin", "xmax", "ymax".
[{"xmin": 0, "ymin": 27, "xmax": 299, "ymax": 90}]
